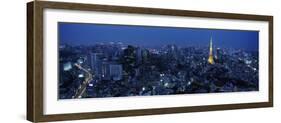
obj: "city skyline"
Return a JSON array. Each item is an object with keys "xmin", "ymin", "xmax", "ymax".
[
  {"xmin": 59, "ymin": 22, "xmax": 259, "ymax": 51},
  {"xmin": 58, "ymin": 22, "xmax": 259, "ymax": 99}
]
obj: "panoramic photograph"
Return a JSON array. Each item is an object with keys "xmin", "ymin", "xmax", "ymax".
[{"xmin": 58, "ymin": 22, "xmax": 259, "ymax": 99}]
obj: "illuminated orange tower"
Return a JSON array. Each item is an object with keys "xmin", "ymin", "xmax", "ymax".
[{"xmin": 208, "ymin": 37, "xmax": 215, "ymax": 64}]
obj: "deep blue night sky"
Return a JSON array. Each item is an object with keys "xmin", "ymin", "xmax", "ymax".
[{"xmin": 59, "ymin": 22, "xmax": 259, "ymax": 51}]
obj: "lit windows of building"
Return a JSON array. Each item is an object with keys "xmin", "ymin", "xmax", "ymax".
[{"xmin": 63, "ymin": 62, "xmax": 72, "ymax": 71}]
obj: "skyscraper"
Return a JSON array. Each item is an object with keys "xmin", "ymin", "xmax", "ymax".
[
  {"xmin": 101, "ymin": 61, "xmax": 110, "ymax": 80},
  {"xmin": 136, "ymin": 47, "xmax": 142, "ymax": 65},
  {"xmin": 208, "ymin": 37, "xmax": 215, "ymax": 64},
  {"xmin": 88, "ymin": 53, "xmax": 102, "ymax": 78},
  {"xmin": 216, "ymin": 48, "xmax": 223, "ymax": 64},
  {"xmin": 109, "ymin": 64, "xmax": 123, "ymax": 81}
]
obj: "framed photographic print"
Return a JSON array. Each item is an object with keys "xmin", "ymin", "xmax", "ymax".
[{"xmin": 27, "ymin": 1, "xmax": 273, "ymax": 122}]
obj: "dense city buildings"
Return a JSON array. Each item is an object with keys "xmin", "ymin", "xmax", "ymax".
[{"xmin": 58, "ymin": 37, "xmax": 259, "ymax": 99}]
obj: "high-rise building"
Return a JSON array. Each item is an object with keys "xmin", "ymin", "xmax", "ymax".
[
  {"xmin": 88, "ymin": 53, "xmax": 102, "ymax": 78},
  {"xmin": 208, "ymin": 37, "xmax": 215, "ymax": 64},
  {"xmin": 109, "ymin": 64, "xmax": 123, "ymax": 81},
  {"xmin": 136, "ymin": 47, "xmax": 142, "ymax": 65},
  {"xmin": 100, "ymin": 62, "xmax": 123, "ymax": 81},
  {"xmin": 167, "ymin": 44, "xmax": 178, "ymax": 59},
  {"xmin": 101, "ymin": 61, "xmax": 110, "ymax": 80},
  {"xmin": 142, "ymin": 49, "xmax": 149, "ymax": 63},
  {"xmin": 216, "ymin": 48, "xmax": 223, "ymax": 64}
]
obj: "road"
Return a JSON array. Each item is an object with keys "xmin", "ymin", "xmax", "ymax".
[{"xmin": 73, "ymin": 63, "xmax": 93, "ymax": 99}]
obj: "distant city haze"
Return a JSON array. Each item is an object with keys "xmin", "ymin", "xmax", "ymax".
[{"xmin": 59, "ymin": 22, "xmax": 259, "ymax": 51}]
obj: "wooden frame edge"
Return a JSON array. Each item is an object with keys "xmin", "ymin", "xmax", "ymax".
[
  {"xmin": 27, "ymin": 1, "xmax": 34, "ymax": 122},
  {"xmin": 27, "ymin": 1, "xmax": 274, "ymax": 122},
  {"xmin": 38, "ymin": 102, "xmax": 271, "ymax": 122},
  {"xmin": 37, "ymin": 1, "xmax": 273, "ymax": 21},
  {"xmin": 27, "ymin": 1, "xmax": 45, "ymax": 122},
  {"xmin": 268, "ymin": 16, "xmax": 274, "ymax": 107}
]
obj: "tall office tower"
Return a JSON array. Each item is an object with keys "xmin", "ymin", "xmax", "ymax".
[
  {"xmin": 88, "ymin": 53, "xmax": 102, "ymax": 78},
  {"xmin": 109, "ymin": 64, "xmax": 123, "ymax": 81},
  {"xmin": 136, "ymin": 47, "xmax": 142, "ymax": 65},
  {"xmin": 216, "ymin": 47, "xmax": 223, "ymax": 64}
]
